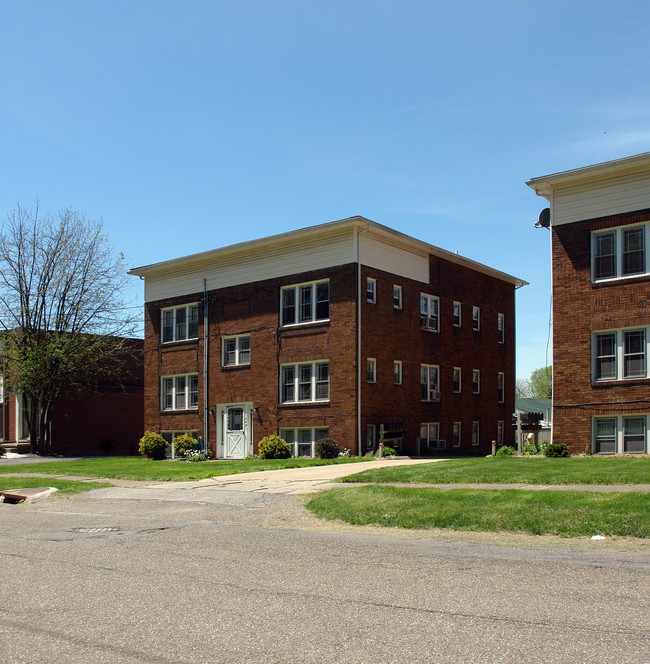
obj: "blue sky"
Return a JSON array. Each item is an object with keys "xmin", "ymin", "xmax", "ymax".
[{"xmin": 2, "ymin": 0, "xmax": 650, "ymax": 380}]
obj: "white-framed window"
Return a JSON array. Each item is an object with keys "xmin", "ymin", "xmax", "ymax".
[
  {"xmin": 367, "ymin": 358, "xmax": 377, "ymax": 383},
  {"xmin": 161, "ymin": 303, "xmax": 199, "ymax": 343},
  {"xmin": 453, "ymin": 367, "xmax": 461, "ymax": 393},
  {"xmin": 420, "ymin": 294, "xmax": 439, "ymax": 332},
  {"xmin": 280, "ymin": 361, "xmax": 329, "ymax": 403},
  {"xmin": 453, "ymin": 422, "xmax": 461, "ymax": 447},
  {"xmin": 592, "ymin": 223, "xmax": 648, "ymax": 282},
  {"xmin": 592, "ymin": 327, "xmax": 650, "ymax": 381},
  {"xmin": 497, "ymin": 420, "xmax": 504, "ymax": 446},
  {"xmin": 281, "ymin": 280, "xmax": 330, "ymax": 327},
  {"xmin": 393, "ymin": 285, "xmax": 403, "ymax": 309},
  {"xmin": 280, "ymin": 427, "xmax": 329, "ymax": 458},
  {"xmin": 472, "ymin": 369, "xmax": 480, "ymax": 394},
  {"xmin": 420, "ymin": 422, "xmax": 443, "ymax": 449},
  {"xmin": 420, "ymin": 364, "xmax": 440, "ymax": 401},
  {"xmin": 393, "ymin": 360, "xmax": 402, "ymax": 385},
  {"xmin": 367, "ymin": 278, "xmax": 376, "ymax": 303},
  {"xmin": 498, "ymin": 372, "xmax": 505, "ymax": 403},
  {"xmin": 453, "ymin": 301, "xmax": 462, "ymax": 327},
  {"xmin": 498, "ymin": 313, "xmax": 504, "ymax": 344},
  {"xmin": 593, "ymin": 415, "xmax": 649, "ymax": 453},
  {"xmin": 472, "ymin": 421, "xmax": 480, "ymax": 446},
  {"xmin": 161, "ymin": 430, "xmax": 200, "ymax": 459},
  {"xmin": 472, "ymin": 306, "xmax": 480, "ymax": 331},
  {"xmin": 222, "ymin": 334, "xmax": 250, "ymax": 367},
  {"xmin": 366, "ymin": 424, "xmax": 377, "ymax": 449},
  {"xmin": 161, "ymin": 374, "xmax": 199, "ymax": 411}
]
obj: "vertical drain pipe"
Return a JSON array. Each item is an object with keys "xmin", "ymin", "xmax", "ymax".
[
  {"xmin": 203, "ymin": 278, "xmax": 209, "ymax": 454},
  {"xmin": 357, "ymin": 224, "xmax": 371, "ymax": 456}
]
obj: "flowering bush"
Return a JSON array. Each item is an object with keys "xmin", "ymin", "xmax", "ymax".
[
  {"xmin": 173, "ymin": 433, "xmax": 201, "ymax": 458},
  {"xmin": 185, "ymin": 449, "xmax": 210, "ymax": 462}
]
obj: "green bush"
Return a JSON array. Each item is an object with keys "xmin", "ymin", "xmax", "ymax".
[
  {"xmin": 376, "ymin": 446, "xmax": 397, "ymax": 457},
  {"xmin": 496, "ymin": 445, "xmax": 516, "ymax": 456},
  {"xmin": 523, "ymin": 444, "xmax": 539, "ymax": 456},
  {"xmin": 185, "ymin": 449, "xmax": 210, "ymax": 462},
  {"xmin": 544, "ymin": 443, "xmax": 569, "ymax": 458},
  {"xmin": 315, "ymin": 438, "xmax": 342, "ymax": 459},
  {"xmin": 173, "ymin": 433, "xmax": 200, "ymax": 458},
  {"xmin": 139, "ymin": 431, "xmax": 167, "ymax": 460},
  {"xmin": 258, "ymin": 434, "xmax": 291, "ymax": 459}
]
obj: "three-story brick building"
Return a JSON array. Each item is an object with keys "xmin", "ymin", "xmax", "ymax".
[{"xmin": 129, "ymin": 216, "xmax": 524, "ymax": 458}]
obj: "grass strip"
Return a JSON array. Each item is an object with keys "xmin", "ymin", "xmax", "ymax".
[
  {"xmin": 339, "ymin": 457, "xmax": 650, "ymax": 486},
  {"xmin": 307, "ymin": 485, "xmax": 650, "ymax": 537},
  {"xmin": 0, "ymin": 476, "xmax": 113, "ymax": 496},
  {"xmin": 0, "ymin": 455, "xmax": 365, "ymax": 481}
]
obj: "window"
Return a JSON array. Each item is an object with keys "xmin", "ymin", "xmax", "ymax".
[
  {"xmin": 497, "ymin": 421, "xmax": 504, "ymax": 446},
  {"xmin": 498, "ymin": 313, "xmax": 504, "ymax": 344},
  {"xmin": 472, "ymin": 421, "xmax": 480, "ymax": 446},
  {"xmin": 161, "ymin": 374, "xmax": 199, "ymax": 411},
  {"xmin": 367, "ymin": 358, "xmax": 377, "ymax": 383},
  {"xmin": 420, "ymin": 423, "xmax": 442, "ymax": 449},
  {"xmin": 162, "ymin": 304, "xmax": 199, "ymax": 343},
  {"xmin": 498, "ymin": 372, "xmax": 505, "ymax": 403},
  {"xmin": 472, "ymin": 306, "xmax": 480, "ymax": 331},
  {"xmin": 472, "ymin": 369, "xmax": 480, "ymax": 394},
  {"xmin": 366, "ymin": 424, "xmax": 376, "ymax": 450},
  {"xmin": 161, "ymin": 430, "xmax": 199, "ymax": 459},
  {"xmin": 624, "ymin": 329, "xmax": 646, "ymax": 378},
  {"xmin": 592, "ymin": 224, "xmax": 648, "ymax": 281},
  {"xmin": 453, "ymin": 301, "xmax": 461, "ymax": 327},
  {"xmin": 593, "ymin": 327, "xmax": 650, "ymax": 381},
  {"xmin": 453, "ymin": 367, "xmax": 461, "ymax": 393},
  {"xmin": 453, "ymin": 422, "xmax": 461, "ymax": 447},
  {"xmin": 281, "ymin": 361, "xmax": 329, "ymax": 403},
  {"xmin": 420, "ymin": 364, "xmax": 439, "ymax": 401},
  {"xmin": 420, "ymin": 294, "xmax": 439, "ymax": 332},
  {"xmin": 280, "ymin": 427, "xmax": 329, "ymax": 457},
  {"xmin": 393, "ymin": 285, "xmax": 403, "ymax": 309},
  {"xmin": 594, "ymin": 415, "xmax": 649, "ymax": 454},
  {"xmin": 367, "ymin": 278, "xmax": 376, "ymax": 303},
  {"xmin": 281, "ymin": 280, "xmax": 330, "ymax": 326},
  {"xmin": 594, "ymin": 332, "xmax": 617, "ymax": 380},
  {"xmin": 393, "ymin": 360, "xmax": 402, "ymax": 385},
  {"xmin": 594, "ymin": 418, "xmax": 617, "ymax": 453},
  {"xmin": 222, "ymin": 335, "xmax": 250, "ymax": 367},
  {"xmin": 624, "ymin": 416, "xmax": 646, "ymax": 453}
]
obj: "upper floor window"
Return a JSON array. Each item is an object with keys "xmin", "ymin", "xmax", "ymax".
[
  {"xmin": 453, "ymin": 301, "xmax": 461, "ymax": 327},
  {"xmin": 498, "ymin": 372, "xmax": 505, "ymax": 403},
  {"xmin": 472, "ymin": 306, "xmax": 480, "ymax": 331},
  {"xmin": 420, "ymin": 364, "xmax": 440, "ymax": 401},
  {"xmin": 453, "ymin": 367, "xmax": 461, "ymax": 393},
  {"xmin": 420, "ymin": 294, "xmax": 439, "ymax": 332},
  {"xmin": 393, "ymin": 360, "xmax": 402, "ymax": 385},
  {"xmin": 162, "ymin": 304, "xmax": 199, "ymax": 343},
  {"xmin": 393, "ymin": 285, "xmax": 403, "ymax": 309},
  {"xmin": 498, "ymin": 313, "xmax": 505, "ymax": 344},
  {"xmin": 593, "ymin": 327, "xmax": 648, "ymax": 381},
  {"xmin": 593, "ymin": 224, "xmax": 647, "ymax": 281},
  {"xmin": 367, "ymin": 358, "xmax": 377, "ymax": 383},
  {"xmin": 281, "ymin": 361, "xmax": 329, "ymax": 403},
  {"xmin": 161, "ymin": 374, "xmax": 199, "ymax": 411},
  {"xmin": 367, "ymin": 278, "xmax": 376, "ymax": 303},
  {"xmin": 472, "ymin": 369, "xmax": 480, "ymax": 394},
  {"xmin": 281, "ymin": 280, "xmax": 329, "ymax": 326},
  {"xmin": 222, "ymin": 335, "xmax": 250, "ymax": 367}
]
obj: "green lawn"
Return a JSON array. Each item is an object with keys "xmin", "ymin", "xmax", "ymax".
[
  {"xmin": 0, "ymin": 476, "xmax": 113, "ymax": 495},
  {"xmin": 0, "ymin": 455, "xmax": 365, "ymax": 481},
  {"xmin": 307, "ymin": 485, "xmax": 650, "ymax": 537},
  {"xmin": 339, "ymin": 457, "xmax": 650, "ymax": 485}
]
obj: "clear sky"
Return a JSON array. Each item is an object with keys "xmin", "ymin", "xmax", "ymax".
[{"xmin": 2, "ymin": 0, "xmax": 650, "ymax": 380}]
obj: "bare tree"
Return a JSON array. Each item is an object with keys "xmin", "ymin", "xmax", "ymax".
[
  {"xmin": 515, "ymin": 378, "xmax": 531, "ymax": 398},
  {"xmin": 0, "ymin": 203, "xmax": 139, "ymax": 454}
]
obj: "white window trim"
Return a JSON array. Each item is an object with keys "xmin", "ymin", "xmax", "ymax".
[
  {"xmin": 452, "ymin": 422, "xmax": 461, "ymax": 448},
  {"xmin": 593, "ymin": 415, "xmax": 650, "ymax": 454},
  {"xmin": 472, "ymin": 306, "xmax": 480, "ymax": 331},
  {"xmin": 453, "ymin": 367, "xmax": 462, "ymax": 393},
  {"xmin": 222, "ymin": 334, "xmax": 251, "ymax": 367},
  {"xmin": 420, "ymin": 422, "xmax": 443, "ymax": 449},
  {"xmin": 280, "ymin": 426, "xmax": 329, "ymax": 458},
  {"xmin": 393, "ymin": 285, "xmax": 403, "ymax": 309},
  {"xmin": 280, "ymin": 279, "xmax": 330, "ymax": 327},
  {"xmin": 498, "ymin": 313, "xmax": 505, "ymax": 344},
  {"xmin": 393, "ymin": 360, "xmax": 402, "ymax": 385},
  {"xmin": 161, "ymin": 303, "xmax": 199, "ymax": 343},
  {"xmin": 472, "ymin": 369, "xmax": 480, "ymax": 394},
  {"xmin": 453, "ymin": 301, "xmax": 462, "ymax": 328},
  {"xmin": 367, "ymin": 278, "xmax": 377, "ymax": 303},
  {"xmin": 280, "ymin": 361, "xmax": 330, "ymax": 404},
  {"xmin": 420, "ymin": 364, "xmax": 440, "ymax": 401},
  {"xmin": 472, "ymin": 421, "xmax": 480, "ymax": 446},
  {"xmin": 592, "ymin": 326, "xmax": 650, "ymax": 382},
  {"xmin": 591, "ymin": 222, "xmax": 649, "ymax": 283},
  {"xmin": 161, "ymin": 374, "xmax": 199, "ymax": 411},
  {"xmin": 498, "ymin": 372, "xmax": 505, "ymax": 403},
  {"xmin": 161, "ymin": 430, "xmax": 200, "ymax": 459},
  {"xmin": 420, "ymin": 294, "xmax": 440, "ymax": 332},
  {"xmin": 367, "ymin": 358, "xmax": 377, "ymax": 383}
]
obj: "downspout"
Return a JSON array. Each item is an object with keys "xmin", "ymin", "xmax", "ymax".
[
  {"xmin": 203, "ymin": 279, "xmax": 209, "ymax": 454},
  {"xmin": 357, "ymin": 224, "xmax": 371, "ymax": 456}
]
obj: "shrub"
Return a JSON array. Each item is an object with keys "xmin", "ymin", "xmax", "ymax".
[
  {"xmin": 139, "ymin": 431, "xmax": 167, "ymax": 460},
  {"xmin": 258, "ymin": 434, "xmax": 292, "ymax": 459},
  {"xmin": 496, "ymin": 445, "xmax": 516, "ymax": 456},
  {"xmin": 315, "ymin": 438, "xmax": 342, "ymax": 459},
  {"xmin": 185, "ymin": 449, "xmax": 210, "ymax": 462},
  {"xmin": 0, "ymin": 442, "xmax": 5, "ymax": 457},
  {"xmin": 173, "ymin": 433, "xmax": 200, "ymax": 458},
  {"xmin": 544, "ymin": 443, "xmax": 569, "ymax": 458},
  {"xmin": 523, "ymin": 444, "xmax": 539, "ymax": 456},
  {"xmin": 376, "ymin": 446, "xmax": 397, "ymax": 457}
]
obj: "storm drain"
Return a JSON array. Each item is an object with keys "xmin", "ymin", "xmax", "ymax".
[{"xmin": 69, "ymin": 526, "xmax": 121, "ymax": 534}]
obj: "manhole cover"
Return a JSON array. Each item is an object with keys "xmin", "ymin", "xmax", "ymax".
[{"xmin": 70, "ymin": 526, "xmax": 121, "ymax": 534}]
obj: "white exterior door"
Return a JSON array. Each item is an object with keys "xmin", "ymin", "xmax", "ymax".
[{"xmin": 217, "ymin": 403, "xmax": 253, "ymax": 459}]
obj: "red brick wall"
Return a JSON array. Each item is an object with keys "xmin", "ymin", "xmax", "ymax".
[{"xmin": 552, "ymin": 208, "xmax": 650, "ymax": 452}]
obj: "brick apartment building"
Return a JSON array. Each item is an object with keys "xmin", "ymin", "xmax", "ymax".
[
  {"xmin": 528, "ymin": 152, "xmax": 650, "ymax": 454},
  {"xmin": 129, "ymin": 217, "xmax": 525, "ymax": 458}
]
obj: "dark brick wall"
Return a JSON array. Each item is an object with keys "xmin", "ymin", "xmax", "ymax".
[{"xmin": 552, "ymin": 208, "xmax": 650, "ymax": 452}]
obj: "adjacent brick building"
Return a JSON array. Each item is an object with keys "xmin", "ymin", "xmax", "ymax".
[
  {"xmin": 528, "ymin": 152, "xmax": 650, "ymax": 454},
  {"xmin": 129, "ymin": 217, "xmax": 525, "ymax": 458}
]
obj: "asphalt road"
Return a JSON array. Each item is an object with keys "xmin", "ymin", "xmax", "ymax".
[{"xmin": 1, "ymin": 487, "xmax": 649, "ymax": 663}]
